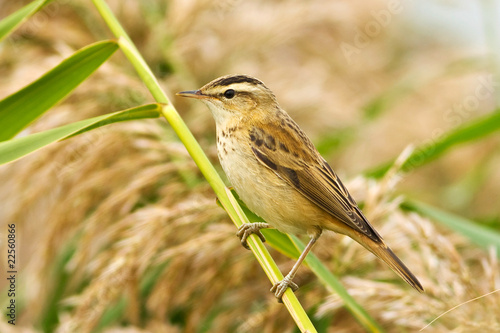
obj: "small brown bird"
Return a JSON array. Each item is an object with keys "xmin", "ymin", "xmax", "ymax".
[{"xmin": 177, "ymin": 74, "xmax": 423, "ymax": 301}]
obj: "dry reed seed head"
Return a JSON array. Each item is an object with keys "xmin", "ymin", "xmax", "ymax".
[
  {"xmin": 61, "ymin": 193, "xmax": 227, "ymax": 332},
  {"xmin": 148, "ymin": 228, "xmax": 245, "ymax": 308},
  {"xmin": 312, "ymin": 181, "xmax": 500, "ymax": 331},
  {"xmin": 319, "ymin": 209, "xmax": 500, "ymax": 332},
  {"xmin": 0, "ymin": 102, "xmax": 218, "ymax": 329},
  {"xmin": 0, "ymin": 322, "xmax": 37, "ymax": 333},
  {"xmin": 2, "ymin": 1, "xmax": 498, "ymax": 332}
]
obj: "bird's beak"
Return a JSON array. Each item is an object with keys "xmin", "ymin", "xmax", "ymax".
[{"xmin": 176, "ymin": 90, "xmax": 210, "ymax": 100}]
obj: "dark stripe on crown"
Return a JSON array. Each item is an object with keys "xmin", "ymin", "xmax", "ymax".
[{"xmin": 210, "ymin": 75, "xmax": 264, "ymax": 88}]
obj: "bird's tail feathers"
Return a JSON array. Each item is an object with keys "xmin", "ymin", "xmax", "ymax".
[{"xmin": 367, "ymin": 240, "xmax": 424, "ymax": 292}]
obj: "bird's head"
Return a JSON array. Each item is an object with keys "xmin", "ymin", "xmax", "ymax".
[{"xmin": 177, "ymin": 74, "xmax": 278, "ymax": 125}]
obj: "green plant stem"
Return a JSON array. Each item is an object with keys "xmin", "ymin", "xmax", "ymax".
[
  {"xmin": 92, "ymin": 0, "xmax": 317, "ymax": 331},
  {"xmin": 291, "ymin": 235, "xmax": 386, "ymax": 333},
  {"xmin": 367, "ymin": 109, "xmax": 500, "ymax": 178},
  {"xmin": 402, "ymin": 200, "xmax": 500, "ymax": 256}
]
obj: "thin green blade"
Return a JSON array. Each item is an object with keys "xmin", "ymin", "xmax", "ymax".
[
  {"xmin": 0, "ymin": 0, "xmax": 50, "ymax": 42},
  {"xmin": 367, "ymin": 110, "xmax": 500, "ymax": 178},
  {"xmin": 290, "ymin": 235, "xmax": 386, "ymax": 333},
  {"xmin": 228, "ymin": 189, "xmax": 383, "ymax": 332},
  {"xmin": 402, "ymin": 200, "xmax": 500, "ymax": 256},
  {"xmin": 0, "ymin": 40, "xmax": 119, "ymax": 141},
  {"xmin": 0, "ymin": 103, "xmax": 161, "ymax": 165}
]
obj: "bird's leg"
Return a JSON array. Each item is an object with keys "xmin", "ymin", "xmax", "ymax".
[
  {"xmin": 237, "ymin": 222, "xmax": 270, "ymax": 250},
  {"xmin": 271, "ymin": 229, "xmax": 322, "ymax": 302}
]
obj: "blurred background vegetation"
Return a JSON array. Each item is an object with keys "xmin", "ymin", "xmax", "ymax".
[{"xmin": 0, "ymin": 0, "xmax": 499, "ymax": 332}]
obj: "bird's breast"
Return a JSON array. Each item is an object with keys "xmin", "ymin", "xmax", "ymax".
[{"xmin": 216, "ymin": 127, "xmax": 324, "ymax": 235}]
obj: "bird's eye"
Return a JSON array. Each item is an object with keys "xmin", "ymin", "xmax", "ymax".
[{"xmin": 223, "ymin": 89, "xmax": 235, "ymax": 99}]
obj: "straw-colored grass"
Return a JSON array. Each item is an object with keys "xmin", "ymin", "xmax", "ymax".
[{"xmin": 0, "ymin": 0, "xmax": 499, "ymax": 332}]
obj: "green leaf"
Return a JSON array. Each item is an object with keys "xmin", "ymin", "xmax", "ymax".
[
  {"xmin": 362, "ymin": 76, "xmax": 417, "ymax": 120},
  {"xmin": 263, "ymin": 229, "xmax": 302, "ymax": 259},
  {"xmin": 0, "ymin": 104, "xmax": 161, "ymax": 165},
  {"xmin": 290, "ymin": 235, "xmax": 386, "ymax": 333},
  {"xmin": 226, "ymin": 189, "xmax": 302, "ymax": 258},
  {"xmin": 367, "ymin": 110, "xmax": 500, "ymax": 178},
  {"xmin": 227, "ymin": 188, "xmax": 383, "ymax": 332},
  {"xmin": 94, "ymin": 1, "xmax": 318, "ymax": 329},
  {"xmin": 402, "ymin": 200, "xmax": 500, "ymax": 256},
  {"xmin": 39, "ymin": 232, "xmax": 80, "ymax": 332},
  {"xmin": 0, "ymin": 0, "xmax": 50, "ymax": 42},
  {"xmin": 0, "ymin": 40, "xmax": 119, "ymax": 141},
  {"xmin": 314, "ymin": 127, "xmax": 354, "ymax": 157}
]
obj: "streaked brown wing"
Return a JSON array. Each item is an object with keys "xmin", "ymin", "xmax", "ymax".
[{"xmin": 249, "ymin": 123, "xmax": 382, "ymax": 242}]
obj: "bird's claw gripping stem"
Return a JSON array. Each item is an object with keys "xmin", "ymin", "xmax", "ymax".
[
  {"xmin": 236, "ymin": 222, "xmax": 270, "ymax": 250},
  {"xmin": 270, "ymin": 275, "xmax": 299, "ymax": 302}
]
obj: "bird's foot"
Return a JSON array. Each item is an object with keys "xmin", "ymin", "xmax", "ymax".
[
  {"xmin": 236, "ymin": 222, "xmax": 269, "ymax": 250},
  {"xmin": 270, "ymin": 275, "xmax": 299, "ymax": 303}
]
